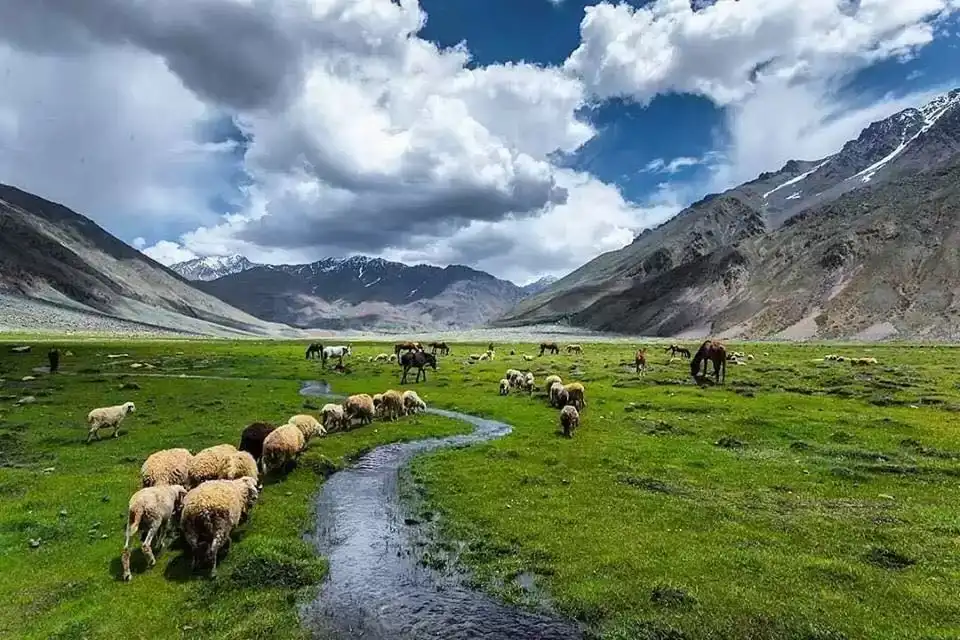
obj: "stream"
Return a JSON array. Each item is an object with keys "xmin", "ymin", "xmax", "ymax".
[{"xmin": 298, "ymin": 381, "xmax": 584, "ymax": 640}]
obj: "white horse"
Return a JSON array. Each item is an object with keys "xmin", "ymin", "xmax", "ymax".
[{"xmin": 321, "ymin": 345, "xmax": 352, "ymax": 368}]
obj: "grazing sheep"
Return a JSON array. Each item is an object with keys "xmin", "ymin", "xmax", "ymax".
[
  {"xmin": 140, "ymin": 448, "xmax": 193, "ymax": 488},
  {"xmin": 261, "ymin": 424, "xmax": 306, "ymax": 474},
  {"xmin": 563, "ymin": 382, "xmax": 585, "ymax": 410},
  {"xmin": 566, "ymin": 344, "xmax": 583, "ymax": 355},
  {"xmin": 851, "ymin": 357, "xmax": 879, "ymax": 366},
  {"xmin": 320, "ymin": 403, "xmax": 347, "ymax": 432},
  {"xmin": 372, "ymin": 393, "xmax": 384, "ymax": 412},
  {"xmin": 523, "ymin": 354, "xmax": 534, "ymax": 361},
  {"xmin": 499, "ymin": 378, "xmax": 510, "ymax": 395},
  {"xmin": 86, "ymin": 401, "xmax": 136, "ymax": 442},
  {"xmin": 288, "ymin": 413, "xmax": 326, "ymax": 440},
  {"xmin": 478, "ymin": 352, "xmax": 491, "ymax": 361},
  {"xmin": 747, "ymin": 354, "xmax": 755, "ymax": 361},
  {"xmin": 180, "ymin": 477, "xmax": 259, "ymax": 577},
  {"xmin": 560, "ymin": 405, "xmax": 580, "ymax": 437},
  {"xmin": 238, "ymin": 422, "xmax": 277, "ymax": 463},
  {"xmin": 388, "ymin": 354, "xmax": 398, "ymax": 363},
  {"xmin": 188, "ymin": 444, "xmax": 259, "ymax": 488},
  {"xmin": 544, "ymin": 375, "xmax": 562, "ymax": 390},
  {"xmin": 121, "ymin": 484, "xmax": 187, "ymax": 581},
  {"xmin": 402, "ymin": 390, "xmax": 426, "ymax": 415},
  {"xmin": 344, "ymin": 393, "xmax": 375, "ymax": 426},
  {"xmin": 505, "ymin": 368, "xmax": 521, "ymax": 382},
  {"xmin": 378, "ymin": 389, "xmax": 404, "ymax": 421},
  {"xmin": 550, "ymin": 382, "xmax": 568, "ymax": 408},
  {"xmin": 522, "ymin": 372, "xmax": 536, "ymax": 393},
  {"xmin": 374, "ymin": 353, "xmax": 390, "ymax": 362}
]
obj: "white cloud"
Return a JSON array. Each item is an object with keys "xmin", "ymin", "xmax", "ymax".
[
  {"xmin": 142, "ymin": 240, "xmax": 198, "ymax": 266},
  {"xmin": 643, "ymin": 155, "xmax": 715, "ymax": 174},
  {"xmin": 565, "ymin": 0, "xmax": 956, "ymax": 105}
]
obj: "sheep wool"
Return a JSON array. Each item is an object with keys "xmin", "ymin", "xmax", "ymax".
[
  {"xmin": 379, "ymin": 389, "xmax": 404, "ymax": 421},
  {"xmin": 140, "ymin": 448, "xmax": 193, "ymax": 488},
  {"xmin": 523, "ymin": 372, "xmax": 535, "ymax": 393},
  {"xmin": 86, "ymin": 401, "xmax": 136, "ymax": 442},
  {"xmin": 180, "ymin": 477, "xmax": 259, "ymax": 576},
  {"xmin": 543, "ymin": 375, "xmax": 562, "ymax": 390},
  {"xmin": 261, "ymin": 424, "xmax": 306, "ymax": 474},
  {"xmin": 402, "ymin": 390, "xmax": 426, "ymax": 415},
  {"xmin": 548, "ymin": 381, "xmax": 564, "ymax": 407},
  {"xmin": 563, "ymin": 382, "xmax": 586, "ymax": 410},
  {"xmin": 288, "ymin": 413, "xmax": 325, "ymax": 440},
  {"xmin": 238, "ymin": 422, "xmax": 278, "ymax": 462},
  {"xmin": 560, "ymin": 405, "xmax": 580, "ymax": 437},
  {"xmin": 187, "ymin": 444, "xmax": 238, "ymax": 488},
  {"xmin": 344, "ymin": 394, "xmax": 375, "ymax": 426},
  {"xmin": 121, "ymin": 484, "xmax": 187, "ymax": 581},
  {"xmin": 499, "ymin": 378, "xmax": 510, "ymax": 396},
  {"xmin": 320, "ymin": 403, "xmax": 347, "ymax": 432}
]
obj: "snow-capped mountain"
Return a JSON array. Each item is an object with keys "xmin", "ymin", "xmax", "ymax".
[
  {"xmin": 499, "ymin": 88, "xmax": 960, "ymax": 341},
  {"xmin": 521, "ymin": 275, "xmax": 559, "ymax": 296},
  {"xmin": 170, "ymin": 255, "xmax": 258, "ymax": 281}
]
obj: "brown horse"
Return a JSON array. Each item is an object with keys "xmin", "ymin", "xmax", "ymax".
[
  {"xmin": 635, "ymin": 349, "xmax": 647, "ymax": 375},
  {"xmin": 665, "ymin": 344, "xmax": 691, "ymax": 358},
  {"xmin": 539, "ymin": 342, "xmax": 559, "ymax": 356},
  {"xmin": 305, "ymin": 342, "xmax": 323, "ymax": 359},
  {"xmin": 428, "ymin": 341, "xmax": 450, "ymax": 356},
  {"xmin": 691, "ymin": 339, "xmax": 726, "ymax": 384},
  {"xmin": 394, "ymin": 341, "xmax": 423, "ymax": 357}
]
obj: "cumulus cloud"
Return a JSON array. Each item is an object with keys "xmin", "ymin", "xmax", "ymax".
[
  {"xmin": 142, "ymin": 240, "xmax": 198, "ymax": 266},
  {"xmin": 564, "ymin": 0, "xmax": 956, "ymax": 105}
]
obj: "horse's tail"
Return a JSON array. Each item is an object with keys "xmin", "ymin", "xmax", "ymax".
[
  {"xmin": 690, "ymin": 352, "xmax": 702, "ymax": 379},
  {"xmin": 721, "ymin": 354, "xmax": 726, "ymax": 383}
]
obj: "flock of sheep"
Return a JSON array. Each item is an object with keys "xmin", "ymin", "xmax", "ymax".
[
  {"xmin": 499, "ymin": 368, "xmax": 587, "ymax": 438},
  {"xmin": 113, "ymin": 385, "xmax": 428, "ymax": 582}
]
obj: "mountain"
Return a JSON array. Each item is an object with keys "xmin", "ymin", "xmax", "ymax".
[
  {"xmin": 497, "ymin": 89, "xmax": 960, "ymax": 341},
  {"xmin": 195, "ymin": 256, "xmax": 531, "ymax": 331},
  {"xmin": 0, "ymin": 185, "xmax": 298, "ymax": 337},
  {"xmin": 521, "ymin": 275, "xmax": 560, "ymax": 296},
  {"xmin": 170, "ymin": 255, "xmax": 257, "ymax": 281}
]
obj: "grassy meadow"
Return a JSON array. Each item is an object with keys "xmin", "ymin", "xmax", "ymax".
[{"xmin": 1, "ymin": 338, "xmax": 960, "ymax": 639}]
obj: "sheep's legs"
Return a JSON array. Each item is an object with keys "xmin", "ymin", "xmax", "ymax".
[
  {"xmin": 141, "ymin": 521, "xmax": 161, "ymax": 567},
  {"xmin": 121, "ymin": 524, "xmax": 136, "ymax": 581}
]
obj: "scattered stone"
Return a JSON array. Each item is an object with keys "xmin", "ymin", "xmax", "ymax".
[
  {"xmin": 130, "ymin": 363, "xmax": 143, "ymax": 369},
  {"xmin": 118, "ymin": 382, "xmax": 141, "ymax": 391},
  {"xmin": 16, "ymin": 396, "xmax": 36, "ymax": 405},
  {"xmin": 106, "ymin": 354, "xmax": 130, "ymax": 359},
  {"xmin": 59, "ymin": 509, "xmax": 68, "ymax": 517},
  {"xmin": 878, "ymin": 494, "xmax": 895, "ymax": 501},
  {"xmin": 29, "ymin": 538, "xmax": 41, "ymax": 548},
  {"xmin": 42, "ymin": 467, "xmax": 55, "ymax": 474},
  {"xmin": 9, "ymin": 345, "xmax": 31, "ymax": 353},
  {"xmin": 21, "ymin": 376, "xmax": 36, "ymax": 382}
]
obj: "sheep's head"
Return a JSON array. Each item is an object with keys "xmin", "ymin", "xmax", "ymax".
[
  {"xmin": 237, "ymin": 477, "xmax": 260, "ymax": 512},
  {"xmin": 123, "ymin": 401, "xmax": 136, "ymax": 414}
]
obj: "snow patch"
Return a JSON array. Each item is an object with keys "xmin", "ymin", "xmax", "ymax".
[
  {"xmin": 364, "ymin": 277, "xmax": 381, "ymax": 287},
  {"xmin": 785, "ymin": 191, "xmax": 802, "ymax": 200},
  {"xmin": 763, "ymin": 159, "xmax": 832, "ymax": 199}
]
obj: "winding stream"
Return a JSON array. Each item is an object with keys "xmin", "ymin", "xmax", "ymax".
[{"xmin": 298, "ymin": 381, "xmax": 584, "ymax": 640}]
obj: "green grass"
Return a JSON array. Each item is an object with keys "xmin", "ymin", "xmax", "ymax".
[
  {"xmin": 2, "ymin": 338, "xmax": 960, "ymax": 639},
  {"xmin": 0, "ymin": 339, "xmax": 470, "ymax": 639}
]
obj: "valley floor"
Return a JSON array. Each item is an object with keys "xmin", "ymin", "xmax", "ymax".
[{"xmin": 1, "ymin": 338, "xmax": 959, "ymax": 639}]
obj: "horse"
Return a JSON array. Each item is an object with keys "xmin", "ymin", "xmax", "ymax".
[
  {"xmin": 691, "ymin": 340, "xmax": 726, "ymax": 384},
  {"xmin": 428, "ymin": 341, "xmax": 450, "ymax": 356},
  {"xmin": 400, "ymin": 350, "xmax": 437, "ymax": 384},
  {"xmin": 635, "ymin": 349, "xmax": 647, "ymax": 375},
  {"xmin": 48, "ymin": 348, "xmax": 61, "ymax": 374},
  {"xmin": 567, "ymin": 344, "xmax": 583, "ymax": 355},
  {"xmin": 394, "ymin": 341, "xmax": 423, "ymax": 357},
  {"xmin": 539, "ymin": 342, "xmax": 560, "ymax": 356},
  {"xmin": 321, "ymin": 345, "xmax": 351, "ymax": 369},
  {"xmin": 665, "ymin": 344, "xmax": 691, "ymax": 359},
  {"xmin": 305, "ymin": 342, "xmax": 323, "ymax": 359}
]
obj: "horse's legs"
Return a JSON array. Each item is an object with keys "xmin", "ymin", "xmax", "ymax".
[{"xmin": 401, "ymin": 367, "xmax": 409, "ymax": 384}]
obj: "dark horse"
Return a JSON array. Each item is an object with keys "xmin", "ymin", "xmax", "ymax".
[
  {"xmin": 635, "ymin": 348, "xmax": 647, "ymax": 375},
  {"xmin": 394, "ymin": 341, "xmax": 423, "ymax": 357},
  {"xmin": 666, "ymin": 344, "xmax": 691, "ymax": 358},
  {"xmin": 539, "ymin": 342, "xmax": 560, "ymax": 356},
  {"xmin": 400, "ymin": 350, "xmax": 437, "ymax": 384},
  {"xmin": 48, "ymin": 348, "xmax": 61, "ymax": 374},
  {"xmin": 305, "ymin": 343, "xmax": 323, "ymax": 359},
  {"xmin": 428, "ymin": 341, "xmax": 450, "ymax": 356},
  {"xmin": 691, "ymin": 339, "xmax": 726, "ymax": 384}
]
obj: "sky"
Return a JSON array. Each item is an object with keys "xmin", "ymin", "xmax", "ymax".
[{"xmin": 0, "ymin": 1, "xmax": 958, "ymax": 286}]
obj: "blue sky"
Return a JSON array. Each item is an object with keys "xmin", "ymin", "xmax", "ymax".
[{"xmin": 0, "ymin": 0, "xmax": 958, "ymax": 284}]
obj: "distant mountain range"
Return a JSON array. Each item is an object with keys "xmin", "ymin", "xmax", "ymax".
[
  {"xmin": 0, "ymin": 185, "xmax": 297, "ymax": 337},
  {"xmin": 170, "ymin": 255, "xmax": 557, "ymax": 331},
  {"xmin": 497, "ymin": 89, "xmax": 960, "ymax": 341}
]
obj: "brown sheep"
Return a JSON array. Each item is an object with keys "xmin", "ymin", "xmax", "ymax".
[
  {"xmin": 560, "ymin": 405, "xmax": 580, "ymax": 437},
  {"xmin": 378, "ymin": 389, "xmax": 404, "ymax": 421},
  {"xmin": 344, "ymin": 393, "xmax": 375, "ymax": 426},
  {"xmin": 563, "ymin": 382, "xmax": 585, "ymax": 410},
  {"xmin": 140, "ymin": 448, "xmax": 193, "ymax": 488}
]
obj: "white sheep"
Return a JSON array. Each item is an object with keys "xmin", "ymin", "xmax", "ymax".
[
  {"xmin": 523, "ymin": 354, "xmax": 534, "ymax": 361},
  {"xmin": 287, "ymin": 413, "xmax": 326, "ymax": 440},
  {"xmin": 499, "ymin": 378, "xmax": 510, "ymax": 396},
  {"xmin": 121, "ymin": 484, "xmax": 187, "ymax": 581},
  {"xmin": 180, "ymin": 477, "xmax": 259, "ymax": 577},
  {"xmin": 140, "ymin": 448, "xmax": 193, "ymax": 488},
  {"xmin": 378, "ymin": 389, "xmax": 404, "ymax": 421},
  {"xmin": 261, "ymin": 424, "xmax": 306, "ymax": 474},
  {"xmin": 188, "ymin": 444, "xmax": 258, "ymax": 488},
  {"xmin": 374, "ymin": 353, "xmax": 390, "ymax": 362},
  {"xmin": 402, "ymin": 390, "xmax": 426, "ymax": 415},
  {"xmin": 548, "ymin": 381, "xmax": 564, "ymax": 407},
  {"xmin": 86, "ymin": 401, "xmax": 136, "ymax": 442},
  {"xmin": 544, "ymin": 375, "xmax": 562, "ymax": 390},
  {"xmin": 522, "ymin": 372, "xmax": 536, "ymax": 393},
  {"xmin": 320, "ymin": 403, "xmax": 347, "ymax": 432}
]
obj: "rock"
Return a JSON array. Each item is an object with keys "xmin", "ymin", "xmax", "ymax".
[
  {"xmin": 59, "ymin": 509, "xmax": 68, "ymax": 517},
  {"xmin": 42, "ymin": 467, "xmax": 55, "ymax": 473},
  {"xmin": 129, "ymin": 363, "xmax": 143, "ymax": 369},
  {"xmin": 28, "ymin": 538, "xmax": 41, "ymax": 548},
  {"xmin": 21, "ymin": 376, "xmax": 36, "ymax": 382},
  {"xmin": 16, "ymin": 396, "xmax": 36, "ymax": 405},
  {"xmin": 106, "ymin": 354, "xmax": 130, "ymax": 359},
  {"xmin": 9, "ymin": 345, "xmax": 31, "ymax": 353}
]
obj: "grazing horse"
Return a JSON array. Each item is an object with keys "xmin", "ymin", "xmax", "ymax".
[
  {"xmin": 305, "ymin": 343, "xmax": 323, "ymax": 359},
  {"xmin": 635, "ymin": 349, "xmax": 647, "ymax": 375},
  {"xmin": 48, "ymin": 348, "xmax": 61, "ymax": 374},
  {"xmin": 691, "ymin": 340, "xmax": 726, "ymax": 384},
  {"xmin": 394, "ymin": 341, "xmax": 423, "ymax": 357},
  {"xmin": 567, "ymin": 344, "xmax": 583, "ymax": 355},
  {"xmin": 428, "ymin": 341, "xmax": 450, "ymax": 356},
  {"xmin": 665, "ymin": 344, "xmax": 690, "ymax": 359},
  {"xmin": 539, "ymin": 342, "xmax": 560, "ymax": 356},
  {"xmin": 321, "ymin": 345, "xmax": 351, "ymax": 369},
  {"xmin": 400, "ymin": 350, "xmax": 437, "ymax": 384}
]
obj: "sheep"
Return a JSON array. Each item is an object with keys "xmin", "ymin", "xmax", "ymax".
[
  {"xmin": 499, "ymin": 378, "xmax": 510, "ymax": 396},
  {"xmin": 378, "ymin": 389, "xmax": 404, "ymax": 421},
  {"xmin": 478, "ymin": 352, "xmax": 491, "ymax": 362},
  {"xmin": 522, "ymin": 372, "xmax": 536, "ymax": 393},
  {"xmin": 238, "ymin": 422, "xmax": 277, "ymax": 463},
  {"xmin": 344, "ymin": 393, "xmax": 375, "ymax": 426},
  {"xmin": 180, "ymin": 477, "xmax": 259, "ymax": 577},
  {"xmin": 388, "ymin": 354, "xmax": 398, "ymax": 363},
  {"xmin": 140, "ymin": 448, "xmax": 193, "ymax": 488},
  {"xmin": 560, "ymin": 405, "xmax": 580, "ymax": 437},
  {"xmin": 121, "ymin": 484, "xmax": 187, "ymax": 581},
  {"xmin": 261, "ymin": 424, "xmax": 306, "ymax": 475},
  {"xmin": 523, "ymin": 355, "xmax": 534, "ymax": 361},
  {"xmin": 288, "ymin": 413, "xmax": 326, "ymax": 440},
  {"xmin": 505, "ymin": 368, "xmax": 522, "ymax": 383},
  {"xmin": 402, "ymin": 389, "xmax": 426, "ymax": 415},
  {"xmin": 563, "ymin": 382, "xmax": 586, "ymax": 410},
  {"xmin": 86, "ymin": 401, "xmax": 136, "ymax": 442},
  {"xmin": 548, "ymin": 381, "xmax": 564, "ymax": 407},
  {"xmin": 566, "ymin": 344, "xmax": 583, "ymax": 355},
  {"xmin": 374, "ymin": 353, "xmax": 390, "ymax": 362},
  {"xmin": 320, "ymin": 403, "xmax": 348, "ymax": 432},
  {"xmin": 544, "ymin": 374, "xmax": 562, "ymax": 391},
  {"xmin": 372, "ymin": 393, "xmax": 384, "ymax": 412},
  {"xmin": 188, "ymin": 444, "xmax": 259, "ymax": 488}
]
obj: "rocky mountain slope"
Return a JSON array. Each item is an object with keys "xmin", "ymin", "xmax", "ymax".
[
  {"xmin": 0, "ymin": 185, "xmax": 298, "ymax": 337},
  {"xmin": 193, "ymin": 256, "xmax": 531, "ymax": 331},
  {"xmin": 170, "ymin": 255, "xmax": 257, "ymax": 281},
  {"xmin": 497, "ymin": 89, "xmax": 960, "ymax": 341}
]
